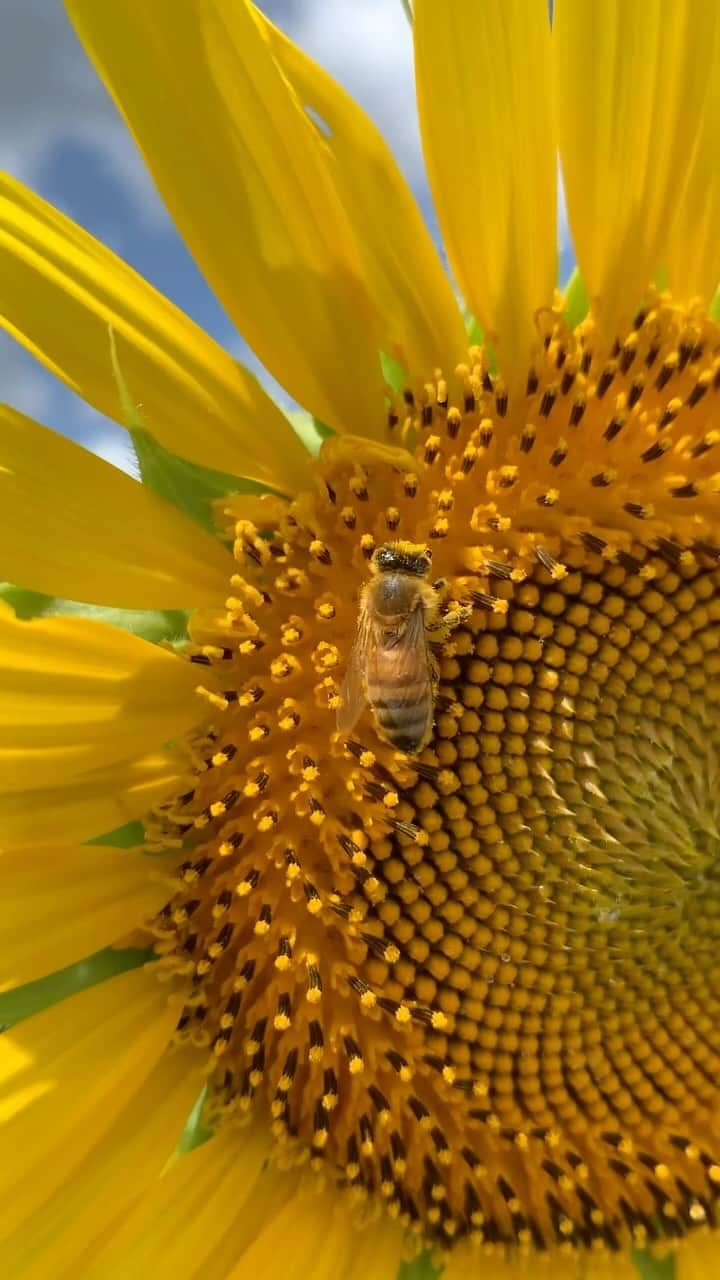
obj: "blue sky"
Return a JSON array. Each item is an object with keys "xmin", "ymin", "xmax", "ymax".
[{"xmin": 2, "ymin": 0, "xmax": 573, "ymax": 473}]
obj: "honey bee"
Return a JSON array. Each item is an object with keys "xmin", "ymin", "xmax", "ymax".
[{"xmin": 337, "ymin": 542, "xmax": 465, "ymax": 754}]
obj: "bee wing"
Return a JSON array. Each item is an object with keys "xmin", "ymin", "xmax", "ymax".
[
  {"xmin": 371, "ymin": 605, "xmax": 431, "ymax": 700},
  {"xmin": 336, "ymin": 609, "xmax": 374, "ymax": 733}
]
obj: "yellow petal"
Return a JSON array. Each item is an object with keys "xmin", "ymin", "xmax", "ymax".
[
  {"xmin": 0, "ymin": 747, "xmax": 186, "ymax": 850},
  {"xmin": 414, "ymin": 0, "xmax": 556, "ymax": 387},
  {"xmin": 0, "ymin": 403, "xmax": 233, "ymax": 609},
  {"xmin": 6, "ymin": 1046, "xmax": 203, "ymax": 1279},
  {"xmin": 0, "ymin": 844, "xmax": 174, "ymax": 990},
  {"xmin": 443, "ymin": 1248, "xmax": 582, "ymax": 1280},
  {"xmin": 82, "ymin": 1121, "xmax": 275, "ymax": 1279},
  {"xmin": 676, "ymin": 1233, "xmax": 720, "ymax": 1280},
  {"xmin": 0, "ymin": 173, "xmax": 308, "ymax": 489},
  {"xmin": 665, "ymin": 13, "xmax": 720, "ymax": 304},
  {"xmin": 0, "ymin": 964, "xmax": 176, "ymax": 1244},
  {"xmin": 255, "ymin": 6, "xmax": 467, "ymax": 380},
  {"xmin": 327, "ymin": 1215, "xmax": 403, "ymax": 1280},
  {"xmin": 0, "ymin": 611, "xmax": 204, "ymax": 793},
  {"xmin": 584, "ymin": 1256, "xmax": 648, "ymax": 1280},
  {"xmin": 226, "ymin": 1185, "xmax": 384, "ymax": 1280},
  {"xmin": 66, "ymin": 0, "xmax": 387, "ymax": 438},
  {"xmin": 555, "ymin": 0, "xmax": 719, "ymax": 335}
]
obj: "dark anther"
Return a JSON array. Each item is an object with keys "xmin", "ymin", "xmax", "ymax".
[
  {"xmin": 659, "ymin": 405, "xmax": 679, "ymax": 428},
  {"xmin": 686, "ymin": 380, "xmax": 709, "ymax": 408},
  {"xmin": 645, "ymin": 342, "xmax": 660, "ymax": 367},
  {"xmin": 569, "ymin": 399, "xmax": 586, "ymax": 427},
  {"xmin": 596, "ymin": 366, "xmax": 616, "ymax": 398},
  {"xmin": 627, "ymin": 379, "xmax": 644, "ymax": 408},
  {"xmin": 539, "ymin": 390, "xmax": 556, "ymax": 417},
  {"xmin": 655, "ymin": 361, "xmax": 676, "ymax": 391},
  {"xmin": 603, "ymin": 416, "xmax": 624, "ymax": 442},
  {"xmin": 641, "ymin": 440, "xmax": 666, "ymax": 462}
]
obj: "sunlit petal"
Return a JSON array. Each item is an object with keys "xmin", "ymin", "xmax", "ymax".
[
  {"xmin": 555, "ymin": 0, "xmax": 720, "ymax": 334},
  {"xmin": 0, "ymin": 403, "xmax": 233, "ymax": 608},
  {"xmin": 0, "ymin": 173, "xmax": 309, "ymax": 486},
  {"xmin": 256, "ymin": 6, "xmax": 467, "ymax": 379},
  {"xmin": 0, "ymin": 966, "xmax": 176, "ymax": 1243},
  {"xmin": 0, "ymin": 610, "xmax": 204, "ymax": 794},
  {"xmin": 0, "ymin": 845, "xmax": 174, "ymax": 989},
  {"xmin": 414, "ymin": 0, "xmax": 556, "ymax": 387},
  {"xmin": 66, "ymin": 0, "xmax": 388, "ymax": 437}
]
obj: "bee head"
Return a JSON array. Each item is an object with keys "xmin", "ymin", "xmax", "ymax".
[{"xmin": 372, "ymin": 542, "xmax": 432, "ymax": 577}]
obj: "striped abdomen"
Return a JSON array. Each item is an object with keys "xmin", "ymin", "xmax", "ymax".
[{"xmin": 366, "ymin": 630, "xmax": 433, "ymax": 754}]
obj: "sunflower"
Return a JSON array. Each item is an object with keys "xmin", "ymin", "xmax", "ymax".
[{"xmin": 2, "ymin": 1, "xmax": 720, "ymax": 1277}]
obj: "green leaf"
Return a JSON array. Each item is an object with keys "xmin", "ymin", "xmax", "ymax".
[
  {"xmin": 0, "ymin": 582, "xmax": 55, "ymax": 619},
  {"xmin": 0, "ymin": 584, "xmax": 190, "ymax": 644},
  {"xmin": 465, "ymin": 310, "xmax": 484, "ymax": 348},
  {"xmin": 129, "ymin": 425, "xmax": 272, "ymax": 537},
  {"xmin": 312, "ymin": 418, "xmax": 335, "ymax": 441},
  {"xmin": 108, "ymin": 325, "xmax": 147, "ymax": 434},
  {"xmin": 397, "ymin": 1252, "xmax": 440, "ymax": 1280},
  {"xmin": 0, "ymin": 946, "xmax": 153, "ymax": 1029},
  {"xmin": 632, "ymin": 1249, "xmax": 675, "ymax": 1280},
  {"xmin": 86, "ymin": 820, "xmax": 146, "ymax": 849},
  {"xmin": 176, "ymin": 1085, "xmax": 213, "ymax": 1155},
  {"xmin": 463, "ymin": 311, "xmax": 500, "ymax": 375},
  {"xmin": 48, "ymin": 600, "xmax": 190, "ymax": 644},
  {"xmin": 563, "ymin": 268, "xmax": 590, "ymax": 328},
  {"xmin": 109, "ymin": 324, "xmax": 277, "ymax": 535},
  {"xmin": 400, "ymin": 0, "xmax": 413, "ymax": 26},
  {"xmin": 287, "ymin": 411, "xmax": 334, "ymax": 457},
  {"xmin": 381, "ymin": 350, "xmax": 408, "ymax": 394}
]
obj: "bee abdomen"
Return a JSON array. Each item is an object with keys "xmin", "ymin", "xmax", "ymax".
[
  {"xmin": 369, "ymin": 688, "xmax": 432, "ymax": 752},
  {"xmin": 369, "ymin": 685, "xmax": 428, "ymax": 716}
]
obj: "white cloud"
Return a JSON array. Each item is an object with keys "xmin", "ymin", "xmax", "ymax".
[
  {"xmin": 0, "ymin": 326, "xmax": 138, "ymax": 474},
  {"xmin": 0, "ymin": 332, "xmax": 54, "ymax": 422},
  {"xmin": 89, "ymin": 423, "xmax": 138, "ymax": 476},
  {"xmin": 65, "ymin": 396, "xmax": 139, "ymax": 475},
  {"xmin": 0, "ymin": 0, "xmax": 165, "ymax": 225},
  {"xmin": 265, "ymin": 0, "xmax": 426, "ymax": 198},
  {"xmin": 268, "ymin": 3, "xmax": 573, "ymax": 274}
]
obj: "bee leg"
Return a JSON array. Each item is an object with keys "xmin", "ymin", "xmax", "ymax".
[
  {"xmin": 426, "ymin": 604, "xmax": 471, "ymax": 641},
  {"xmin": 446, "ymin": 604, "xmax": 473, "ymax": 628}
]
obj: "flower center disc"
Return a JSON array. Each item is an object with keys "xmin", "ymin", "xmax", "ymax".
[{"xmin": 150, "ymin": 299, "xmax": 720, "ymax": 1255}]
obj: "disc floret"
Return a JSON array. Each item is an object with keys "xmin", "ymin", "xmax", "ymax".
[{"xmin": 147, "ymin": 297, "xmax": 720, "ymax": 1258}]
